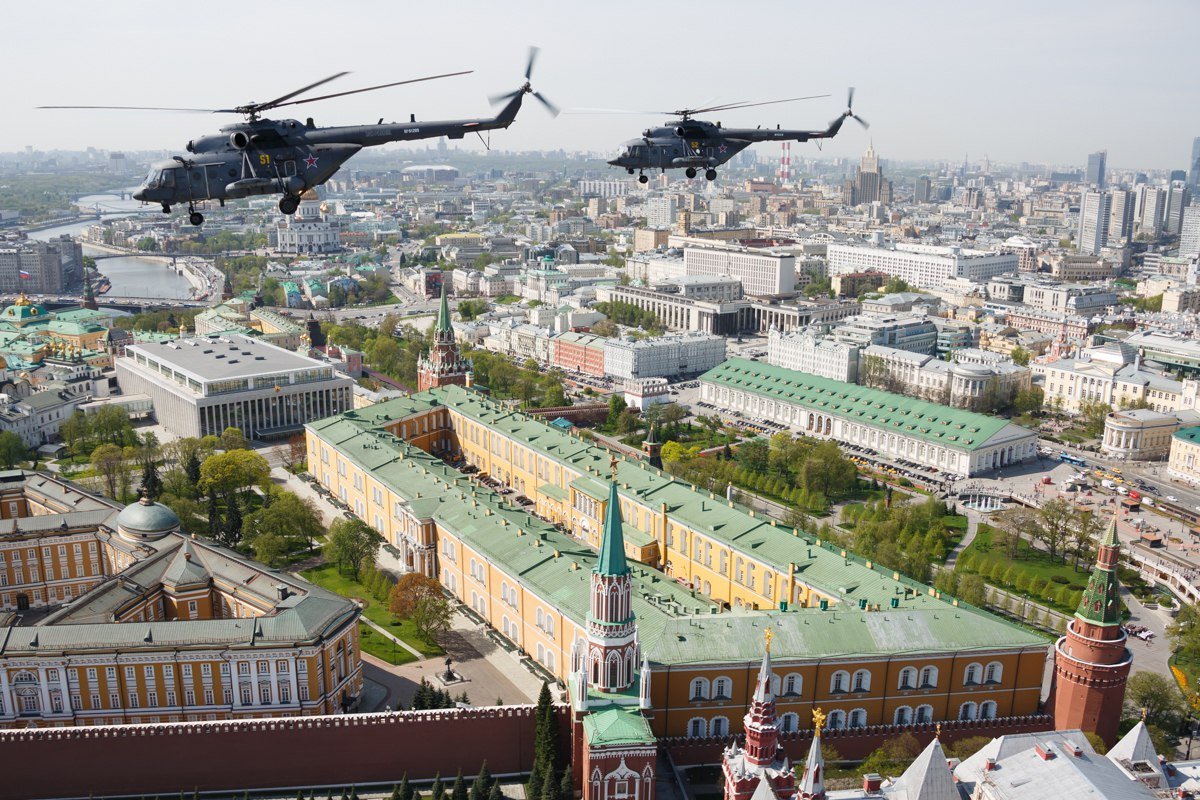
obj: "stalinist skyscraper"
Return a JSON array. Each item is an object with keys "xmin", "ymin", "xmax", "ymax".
[{"xmin": 843, "ymin": 142, "xmax": 892, "ymax": 206}]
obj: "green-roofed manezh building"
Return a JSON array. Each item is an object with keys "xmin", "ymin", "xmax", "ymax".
[
  {"xmin": 698, "ymin": 358, "xmax": 1037, "ymax": 477},
  {"xmin": 306, "ymin": 384, "xmax": 1057, "ymax": 750}
]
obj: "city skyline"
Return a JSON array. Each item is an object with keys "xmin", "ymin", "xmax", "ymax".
[{"xmin": 4, "ymin": 0, "xmax": 1199, "ymax": 171}]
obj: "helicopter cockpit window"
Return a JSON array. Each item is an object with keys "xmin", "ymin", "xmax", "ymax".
[
  {"xmin": 142, "ymin": 169, "xmax": 158, "ymax": 188},
  {"xmin": 160, "ymin": 169, "xmax": 176, "ymax": 187}
]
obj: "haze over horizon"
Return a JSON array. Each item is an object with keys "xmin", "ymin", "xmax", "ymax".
[{"xmin": 6, "ymin": 0, "xmax": 1200, "ymax": 172}]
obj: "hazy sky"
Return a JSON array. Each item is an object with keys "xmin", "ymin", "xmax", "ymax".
[{"xmin": 6, "ymin": 0, "xmax": 1200, "ymax": 171}]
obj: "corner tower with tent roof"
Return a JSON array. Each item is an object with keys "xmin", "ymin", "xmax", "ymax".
[
  {"xmin": 722, "ymin": 630, "xmax": 799, "ymax": 800},
  {"xmin": 417, "ymin": 281, "xmax": 471, "ymax": 392},
  {"xmin": 1052, "ymin": 513, "xmax": 1132, "ymax": 747}
]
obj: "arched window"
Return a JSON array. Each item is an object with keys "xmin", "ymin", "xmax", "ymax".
[
  {"xmin": 915, "ymin": 704, "xmax": 933, "ymax": 724},
  {"xmin": 920, "ymin": 666, "xmax": 938, "ymax": 688},
  {"xmin": 964, "ymin": 663, "xmax": 982, "ymax": 686},
  {"xmin": 783, "ymin": 673, "xmax": 803, "ymax": 696},
  {"xmin": 898, "ymin": 667, "xmax": 917, "ymax": 690},
  {"xmin": 980, "ymin": 700, "xmax": 997, "ymax": 720},
  {"xmin": 894, "ymin": 706, "xmax": 913, "ymax": 725},
  {"xmin": 712, "ymin": 676, "xmax": 731, "ymax": 700},
  {"xmin": 852, "ymin": 669, "xmax": 871, "ymax": 692},
  {"xmin": 848, "ymin": 708, "xmax": 867, "ymax": 728},
  {"xmin": 710, "ymin": 716, "xmax": 729, "ymax": 737},
  {"xmin": 688, "ymin": 717, "xmax": 707, "ymax": 738},
  {"xmin": 984, "ymin": 661, "xmax": 1003, "ymax": 685},
  {"xmin": 826, "ymin": 710, "xmax": 846, "ymax": 730},
  {"xmin": 830, "ymin": 670, "xmax": 849, "ymax": 694},
  {"xmin": 689, "ymin": 678, "xmax": 709, "ymax": 701},
  {"xmin": 780, "ymin": 712, "xmax": 799, "ymax": 733},
  {"xmin": 959, "ymin": 701, "xmax": 978, "ymax": 721}
]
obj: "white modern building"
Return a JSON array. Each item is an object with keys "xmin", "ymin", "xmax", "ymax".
[
  {"xmin": 681, "ymin": 240, "xmax": 796, "ymax": 296},
  {"xmin": 699, "ymin": 358, "xmax": 1037, "ymax": 477},
  {"xmin": 114, "ymin": 333, "xmax": 353, "ymax": 439},
  {"xmin": 603, "ymin": 333, "xmax": 726, "ymax": 380},
  {"xmin": 832, "ymin": 314, "xmax": 938, "ymax": 355},
  {"xmin": 826, "ymin": 242, "xmax": 1018, "ymax": 289},
  {"xmin": 766, "ymin": 328, "xmax": 860, "ymax": 382},
  {"xmin": 645, "ymin": 197, "xmax": 677, "ymax": 229}
]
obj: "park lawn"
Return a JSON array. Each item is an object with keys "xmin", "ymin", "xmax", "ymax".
[
  {"xmin": 358, "ymin": 622, "xmax": 418, "ymax": 666},
  {"xmin": 302, "ymin": 563, "xmax": 444, "ymax": 658},
  {"xmin": 959, "ymin": 524, "xmax": 1091, "ymax": 612}
]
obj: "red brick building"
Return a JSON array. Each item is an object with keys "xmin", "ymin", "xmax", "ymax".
[
  {"xmin": 553, "ymin": 331, "xmax": 607, "ymax": 377},
  {"xmin": 417, "ymin": 282, "xmax": 471, "ymax": 392}
]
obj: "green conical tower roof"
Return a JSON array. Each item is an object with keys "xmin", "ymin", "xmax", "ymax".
[
  {"xmin": 436, "ymin": 279, "xmax": 452, "ymax": 334},
  {"xmin": 1075, "ymin": 514, "xmax": 1122, "ymax": 626},
  {"xmin": 595, "ymin": 472, "xmax": 628, "ymax": 577}
]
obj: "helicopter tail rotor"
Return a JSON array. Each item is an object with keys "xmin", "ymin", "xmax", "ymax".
[
  {"xmin": 833, "ymin": 86, "xmax": 869, "ymax": 130},
  {"xmin": 488, "ymin": 46, "xmax": 559, "ymax": 117}
]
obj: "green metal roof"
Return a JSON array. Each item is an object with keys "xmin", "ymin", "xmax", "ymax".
[
  {"xmin": 700, "ymin": 358, "xmax": 1030, "ymax": 452},
  {"xmin": 1175, "ymin": 426, "xmax": 1200, "ymax": 444},
  {"xmin": 596, "ymin": 479, "xmax": 628, "ymax": 576},
  {"xmin": 308, "ymin": 388, "xmax": 1048, "ymax": 665},
  {"xmin": 436, "ymin": 280, "xmax": 451, "ymax": 333},
  {"xmin": 1075, "ymin": 515, "xmax": 1122, "ymax": 627},
  {"xmin": 582, "ymin": 705, "xmax": 656, "ymax": 747}
]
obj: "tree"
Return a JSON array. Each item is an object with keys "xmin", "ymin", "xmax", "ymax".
[
  {"xmin": 223, "ymin": 492, "xmax": 244, "ymax": 546},
  {"xmin": 470, "ymin": 762, "xmax": 492, "ymax": 800},
  {"xmin": 1079, "ymin": 399, "xmax": 1113, "ymax": 438},
  {"xmin": 1036, "ymin": 498, "xmax": 1074, "ymax": 562},
  {"xmin": 1009, "ymin": 346, "xmax": 1032, "ymax": 367},
  {"xmin": 1013, "ymin": 387, "xmax": 1044, "ymax": 416},
  {"xmin": 606, "ymin": 394, "xmax": 627, "ymax": 429},
  {"xmin": 91, "ymin": 443, "xmax": 126, "ymax": 499},
  {"xmin": 218, "ymin": 427, "xmax": 249, "ymax": 452},
  {"xmin": 957, "ymin": 573, "xmax": 987, "ymax": 607},
  {"xmin": 199, "ymin": 449, "xmax": 271, "ymax": 497},
  {"xmin": 283, "ymin": 434, "xmax": 308, "ymax": 472},
  {"xmin": 859, "ymin": 732, "xmax": 922, "ymax": 777},
  {"xmin": 140, "ymin": 458, "xmax": 164, "ymax": 500},
  {"xmin": 324, "ymin": 518, "xmax": 384, "ymax": 580},
  {"xmin": 251, "ymin": 530, "xmax": 289, "ymax": 567},
  {"xmin": 948, "ymin": 735, "xmax": 992, "ymax": 760},
  {"xmin": 245, "ymin": 491, "xmax": 324, "ymax": 555},
  {"xmin": 411, "ymin": 591, "xmax": 452, "ymax": 643},
  {"xmin": 451, "ymin": 771, "xmax": 467, "ymax": 800},
  {"xmin": 390, "ymin": 573, "xmax": 445, "ymax": 618},
  {"xmin": 1124, "ymin": 671, "xmax": 1187, "ymax": 733},
  {"xmin": 1169, "ymin": 602, "xmax": 1200, "ymax": 656},
  {"xmin": 184, "ymin": 450, "xmax": 202, "ymax": 486},
  {"xmin": 0, "ymin": 431, "xmax": 28, "ymax": 469}
]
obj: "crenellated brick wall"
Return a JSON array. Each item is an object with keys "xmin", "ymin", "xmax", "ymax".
[{"xmin": 0, "ymin": 705, "xmax": 572, "ymax": 800}]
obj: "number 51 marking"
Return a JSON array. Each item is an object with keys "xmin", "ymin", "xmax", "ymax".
[{"xmin": 259, "ymin": 154, "xmax": 271, "ymax": 165}]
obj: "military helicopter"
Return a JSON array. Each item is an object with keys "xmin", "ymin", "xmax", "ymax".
[
  {"xmin": 606, "ymin": 88, "xmax": 867, "ymax": 182},
  {"xmin": 39, "ymin": 49, "xmax": 557, "ymax": 226}
]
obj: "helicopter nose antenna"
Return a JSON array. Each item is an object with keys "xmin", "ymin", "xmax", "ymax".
[{"xmin": 490, "ymin": 46, "xmax": 559, "ymax": 117}]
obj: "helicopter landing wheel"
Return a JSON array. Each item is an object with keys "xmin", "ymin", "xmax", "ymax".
[
  {"xmin": 279, "ymin": 195, "xmax": 299, "ymax": 215},
  {"xmin": 161, "ymin": 204, "xmax": 171, "ymax": 214},
  {"xmin": 705, "ymin": 169, "xmax": 718, "ymax": 181},
  {"xmin": 638, "ymin": 173, "xmax": 649, "ymax": 184},
  {"xmin": 188, "ymin": 211, "xmax": 204, "ymax": 227},
  {"xmin": 626, "ymin": 168, "xmax": 635, "ymax": 175},
  {"xmin": 685, "ymin": 167, "xmax": 697, "ymax": 179}
]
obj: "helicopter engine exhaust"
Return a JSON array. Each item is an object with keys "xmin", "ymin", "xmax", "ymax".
[
  {"xmin": 229, "ymin": 131, "xmax": 250, "ymax": 149},
  {"xmin": 675, "ymin": 127, "xmax": 686, "ymax": 136}
]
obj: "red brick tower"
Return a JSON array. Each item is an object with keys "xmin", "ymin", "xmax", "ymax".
[
  {"xmin": 722, "ymin": 631, "xmax": 797, "ymax": 800},
  {"xmin": 417, "ymin": 281, "xmax": 471, "ymax": 392},
  {"xmin": 1053, "ymin": 514, "xmax": 1132, "ymax": 746}
]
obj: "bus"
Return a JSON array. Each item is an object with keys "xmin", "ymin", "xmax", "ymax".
[{"xmin": 1058, "ymin": 452, "xmax": 1088, "ymax": 468}]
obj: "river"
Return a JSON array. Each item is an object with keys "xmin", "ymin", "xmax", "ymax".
[{"xmin": 28, "ymin": 197, "xmax": 195, "ymax": 300}]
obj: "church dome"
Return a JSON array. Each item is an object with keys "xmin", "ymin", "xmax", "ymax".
[{"xmin": 115, "ymin": 494, "xmax": 180, "ymax": 541}]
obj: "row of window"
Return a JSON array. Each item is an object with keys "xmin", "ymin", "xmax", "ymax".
[
  {"xmin": 687, "ymin": 661, "xmax": 1003, "ymax": 702},
  {"xmin": 684, "ymin": 699, "xmax": 1001, "ymax": 738}
]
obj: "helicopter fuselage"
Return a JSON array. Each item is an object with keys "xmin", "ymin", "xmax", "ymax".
[
  {"xmin": 607, "ymin": 116, "xmax": 848, "ymax": 177},
  {"xmin": 132, "ymin": 92, "xmax": 527, "ymax": 211}
]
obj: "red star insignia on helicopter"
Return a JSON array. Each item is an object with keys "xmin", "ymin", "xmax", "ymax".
[
  {"xmin": 718, "ymin": 144, "xmax": 728, "ymax": 154},
  {"xmin": 304, "ymin": 154, "xmax": 319, "ymax": 169}
]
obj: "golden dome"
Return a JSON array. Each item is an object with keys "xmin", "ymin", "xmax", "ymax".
[{"xmin": 300, "ymin": 189, "xmax": 320, "ymax": 201}]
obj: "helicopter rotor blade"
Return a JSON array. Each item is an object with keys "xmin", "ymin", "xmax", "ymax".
[
  {"xmin": 533, "ymin": 91, "xmax": 560, "ymax": 117},
  {"xmin": 690, "ymin": 94, "xmax": 831, "ymax": 115},
  {"xmin": 37, "ymin": 105, "xmax": 218, "ymax": 112},
  {"xmin": 525, "ymin": 46, "xmax": 540, "ymax": 81},
  {"xmin": 247, "ymin": 71, "xmax": 350, "ymax": 113},
  {"xmin": 489, "ymin": 89, "xmax": 523, "ymax": 106},
  {"xmin": 852, "ymin": 114, "xmax": 870, "ymax": 130},
  {"xmin": 270, "ymin": 71, "xmax": 474, "ymax": 110},
  {"xmin": 847, "ymin": 86, "xmax": 856, "ymax": 109}
]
